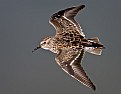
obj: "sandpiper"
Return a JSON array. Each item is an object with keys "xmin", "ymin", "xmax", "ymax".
[{"xmin": 33, "ymin": 5, "xmax": 104, "ymax": 91}]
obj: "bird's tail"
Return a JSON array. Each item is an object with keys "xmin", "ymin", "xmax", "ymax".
[{"xmin": 85, "ymin": 37, "xmax": 105, "ymax": 55}]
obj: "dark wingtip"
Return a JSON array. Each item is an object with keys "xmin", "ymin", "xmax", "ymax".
[
  {"xmin": 32, "ymin": 46, "xmax": 41, "ymax": 53},
  {"xmin": 88, "ymin": 81, "xmax": 96, "ymax": 91},
  {"xmin": 78, "ymin": 5, "xmax": 85, "ymax": 10},
  {"xmin": 92, "ymin": 85, "xmax": 96, "ymax": 91},
  {"xmin": 50, "ymin": 4, "xmax": 85, "ymax": 21},
  {"xmin": 80, "ymin": 5, "xmax": 85, "ymax": 9}
]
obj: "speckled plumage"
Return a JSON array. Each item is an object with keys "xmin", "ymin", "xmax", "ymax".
[{"xmin": 33, "ymin": 5, "xmax": 104, "ymax": 91}]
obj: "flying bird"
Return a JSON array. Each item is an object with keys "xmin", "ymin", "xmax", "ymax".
[{"xmin": 32, "ymin": 5, "xmax": 104, "ymax": 91}]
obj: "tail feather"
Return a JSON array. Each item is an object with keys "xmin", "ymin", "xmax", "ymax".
[
  {"xmin": 85, "ymin": 47, "xmax": 102, "ymax": 55},
  {"xmin": 85, "ymin": 37, "xmax": 104, "ymax": 55},
  {"xmin": 88, "ymin": 37, "xmax": 100, "ymax": 43},
  {"xmin": 88, "ymin": 37, "xmax": 104, "ymax": 48}
]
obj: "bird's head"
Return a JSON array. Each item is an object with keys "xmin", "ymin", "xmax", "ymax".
[{"xmin": 32, "ymin": 36, "xmax": 54, "ymax": 53}]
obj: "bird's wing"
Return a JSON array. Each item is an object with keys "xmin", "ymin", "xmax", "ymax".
[
  {"xmin": 55, "ymin": 48, "xmax": 96, "ymax": 90},
  {"xmin": 49, "ymin": 5, "xmax": 85, "ymax": 38}
]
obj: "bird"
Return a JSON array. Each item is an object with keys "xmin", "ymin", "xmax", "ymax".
[{"xmin": 32, "ymin": 5, "xmax": 104, "ymax": 91}]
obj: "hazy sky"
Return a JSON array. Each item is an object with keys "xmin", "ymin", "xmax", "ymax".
[{"xmin": 0, "ymin": 0, "xmax": 121, "ymax": 94}]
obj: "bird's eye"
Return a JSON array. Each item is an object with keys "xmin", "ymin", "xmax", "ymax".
[
  {"xmin": 43, "ymin": 42, "xmax": 46, "ymax": 44},
  {"xmin": 41, "ymin": 41, "xmax": 46, "ymax": 45}
]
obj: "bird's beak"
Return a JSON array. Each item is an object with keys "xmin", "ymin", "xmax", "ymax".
[{"xmin": 32, "ymin": 46, "xmax": 41, "ymax": 53}]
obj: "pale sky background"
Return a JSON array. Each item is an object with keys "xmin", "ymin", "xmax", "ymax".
[{"xmin": 0, "ymin": 0, "xmax": 121, "ymax": 94}]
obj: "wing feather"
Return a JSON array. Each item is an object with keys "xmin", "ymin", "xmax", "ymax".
[
  {"xmin": 49, "ymin": 5, "xmax": 85, "ymax": 37},
  {"xmin": 71, "ymin": 63, "xmax": 96, "ymax": 90},
  {"xmin": 63, "ymin": 5, "xmax": 85, "ymax": 28},
  {"xmin": 55, "ymin": 49, "xmax": 96, "ymax": 90}
]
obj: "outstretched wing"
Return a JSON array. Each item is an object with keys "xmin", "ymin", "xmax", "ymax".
[
  {"xmin": 55, "ymin": 48, "xmax": 96, "ymax": 90},
  {"xmin": 49, "ymin": 5, "xmax": 85, "ymax": 38}
]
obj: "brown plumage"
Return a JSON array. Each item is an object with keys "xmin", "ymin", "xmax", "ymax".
[{"xmin": 33, "ymin": 4, "xmax": 104, "ymax": 91}]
